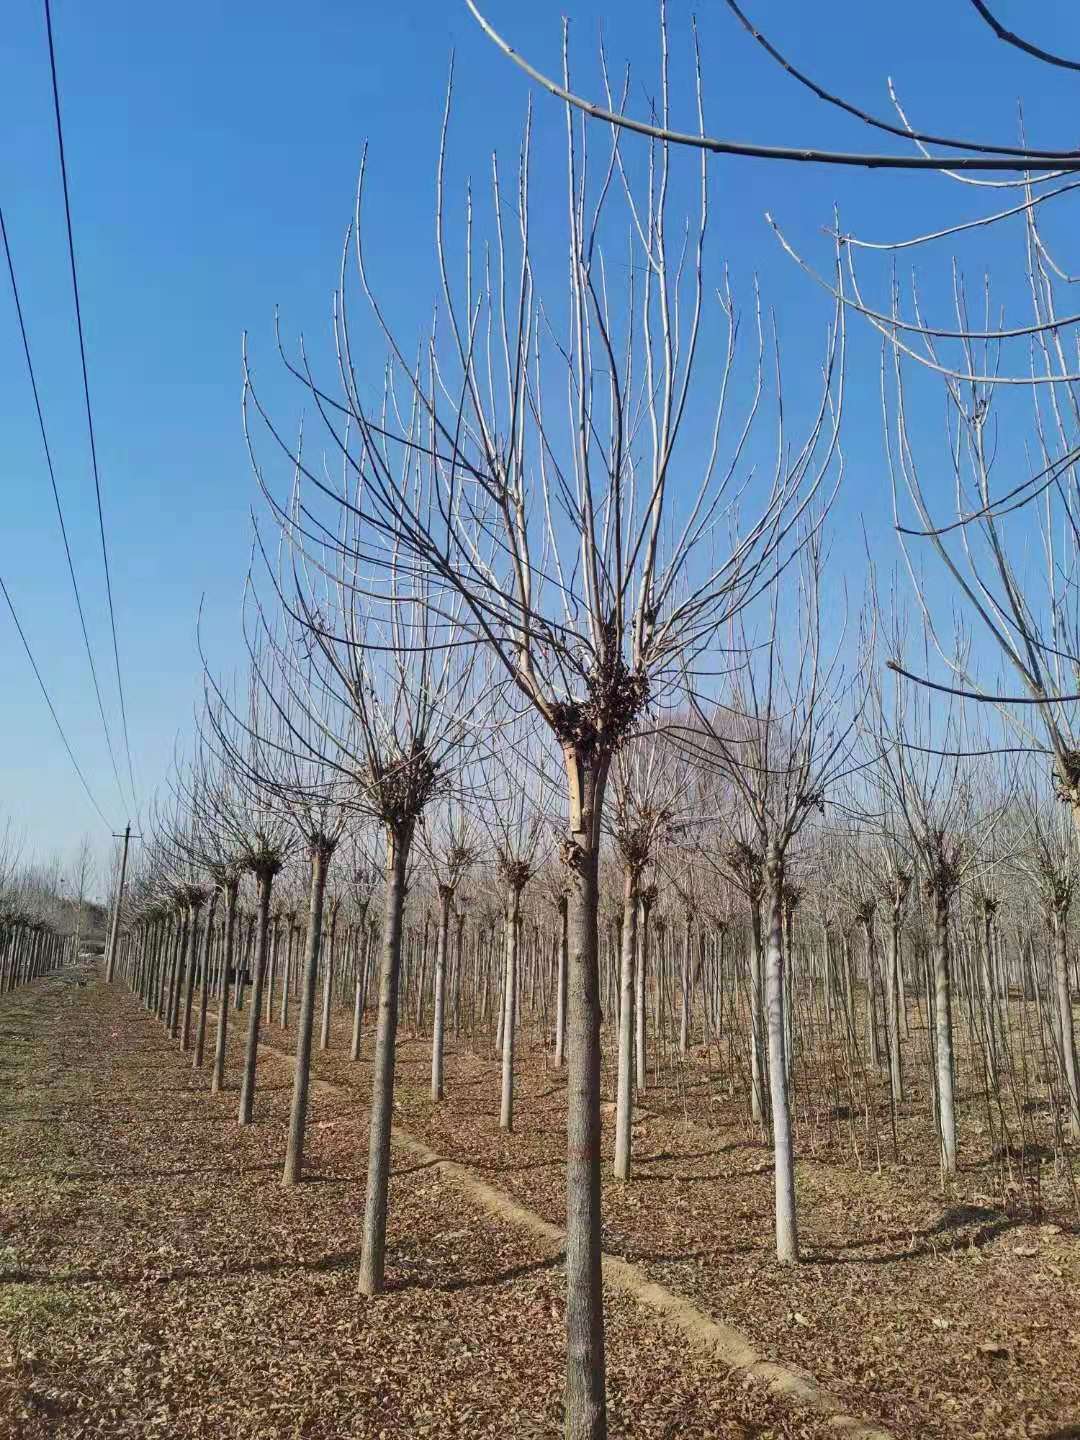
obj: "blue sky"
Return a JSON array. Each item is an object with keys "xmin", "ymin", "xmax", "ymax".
[{"xmin": 3, "ymin": 0, "xmax": 1078, "ymax": 870}]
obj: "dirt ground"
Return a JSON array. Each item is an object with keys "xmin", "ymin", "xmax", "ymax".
[{"xmin": 2, "ymin": 969, "xmax": 1078, "ymax": 1439}]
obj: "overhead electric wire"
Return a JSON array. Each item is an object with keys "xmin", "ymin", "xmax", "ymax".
[
  {"xmin": 43, "ymin": 0, "xmax": 138, "ymax": 818},
  {"xmin": 0, "ymin": 571, "xmax": 114, "ymax": 828},
  {"xmin": 1, "ymin": 204, "xmax": 130, "ymax": 816}
]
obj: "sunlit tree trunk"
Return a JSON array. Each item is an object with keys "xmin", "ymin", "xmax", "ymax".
[
  {"xmin": 359, "ymin": 823, "xmax": 411, "ymax": 1296},
  {"xmin": 930, "ymin": 883, "xmax": 958, "ymax": 1174},
  {"xmin": 193, "ymin": 891, "xmax": 218, "ymax": 1069},
  {"xmin": 283, "ymin": 841, "xmax": 332, "ymax": 1186},
  {"xmin": 238, "ymin": 866, "xmax": 276, "ymax": 1126},
  {"xmin": 614, "ymin": 864, "xmax": 639, "ymax": 1180},
  {"xmin": 561, "ymin": 750, "xmax": 608, "ymax": 1440},
  {"xmin": 431, "ymin": 884, "xmax": 453, "ymax": 1100},
  {"xmin": 554, "ymin": 894, "xmax": 568, "ymax": 1068},
  {"xmin": 500, "ymin": 881, "xmax": 523, "ymax": 1131},
  {"xmin": 766, "ymin": 841, "xmax": 798, "ymax": 1264},
  {"xmin": 1052, "ymin": 903, "xmax": 1080, "ymax": 1138}
]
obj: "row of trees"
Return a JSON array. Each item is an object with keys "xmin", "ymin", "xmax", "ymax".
[
  {"xmin": 90, "ymin": 8, "xmax": 1080, "ymax": 1439},
  {"xmin": 0, "ymin": 827, "xmax": 101, "ymax": 992}
]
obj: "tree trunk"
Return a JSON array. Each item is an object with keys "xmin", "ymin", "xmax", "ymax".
[
  {"xmin": 613, "ymin": 864, "xmax": 638, "ymax": 1181},
  {"xmin": 749, "ymin": 898, "xmax": 766, "ymax": 1124},
  {"xmin": 766, "ymin": 841, "xmax": 798, "ymax": 1264},
  {"xmin": 887, "ymin": 909, "xmax": 904, "ymax": 1104},
  {"xmin": 500, "ymin": 885, "xmax": 522, "ymax": 1131},
  {"xmin": 931, "ymin": 888, "xmax": 958, "ymax": 1174},
  {"xmin": 555, "ymin": 895, "xmax": 568, "ymax": 1068},
  {"xmin": 432, "ymin": 885, "xmax": 453, "ymax": 1101},
  {"xmin": 562, "ymin": 749, "xmax": 607, "ymax": 1440},
  {"xmin": 238, "ymin": 868, "xmax": 275, "ymax": 1126},
  {"xmin": 193, "ymin": 892, "xmax": 218, "ymax": 1069},
  {"xmin": 1052, "ymin": 905, "xmax": 1080, "ymax": 1139},
  {"xmin": 319, "ymin": 904, "xmax": 338, "ymax": 1051},
  {"xmin": 282, "ymin": 842, "xmax": 331, "ymax": 1186},
  {"xmin": 180, "ymin": 903, "xmax": 202, "ymax": 1052},
  {"xmin": 359, "ymin": 824, "xmax": 411, "ymax": 1296},
  {"xmin": 635, "ymin": 893, "xmax": 651, "ymax": 1091}
]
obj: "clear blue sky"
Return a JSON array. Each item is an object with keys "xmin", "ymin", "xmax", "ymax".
[{"xmin": 3, "ymin": 0, "xmax": 1077, "ymax": 869}]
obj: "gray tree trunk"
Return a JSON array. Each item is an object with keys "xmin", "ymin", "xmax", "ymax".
[
  {"xmin": 749, "ymin": 899, "xmax": 766, "ymax": 1124},
  {"xmin": 555, "ymin": 895, "xmax": 568, "ymax": 1068},
  {"xmin": 193, "ymin": 893, "xmax": 218, "ymax": 1069},
  {"xmin": 1052, "ymin": 906, "xmax": 1080, "ymax": 1138},
  {"xmin": 282, "ymin": 842, "xmax": 331, "ymax": 1186},
  {"xmin": 613, "ymin": 865, "xmax": 638, "ymax": 1180},
  {"xmin": 180, "ymin": 903, "xmax": 202, "ymax": 1052},
  {"xmin": 562, "ymin": 754, "xmax": 607, "ymax": 1440},
  {"xmin": 238, "ymin": 868, "xmax": 276, "ymax": 1127},
  {"xmin": 931, "ymin": 890, "xmax": 958, "ymax": 1173},
  {"xmin": 635, "ymin": 894, "xmax": 651, "ymax": 1091},
  {"xmin": 766, "ymin": 842, "xmax": 798, "ymax": 1264},
  {"xmin": 359, "ymin": 826, "xmax": 411, "ymax": 1296},
  {"xmin": 500, "ymin": 886, "xmax": 522, "ymax": 1131},
  {"xmin": 431, "ymin": 885, "xmax": 453, "ymax": 1100}
]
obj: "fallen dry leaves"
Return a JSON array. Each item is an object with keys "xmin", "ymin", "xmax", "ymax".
[{"xmin": 2, "ymin": 971, "xmax": 834, "ymax": 1439}]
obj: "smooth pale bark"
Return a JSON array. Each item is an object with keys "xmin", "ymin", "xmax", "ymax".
[
  {"xmin": 613, "ymin": 865, "xmax": 639, "ymax": 1181},
  {"xmin": 930, "ymin": 888, "xmax": 958, "ymax": 1174},
  {"xmin": 431, "ymin": 886, "xmax": 453, "ymax": 1101},
  {"xmin": 212, "ymin": 881, "xmax": 239, "ymax": 1095},
  {"xmin": 554, "ymin": 895, "xmax": 568, "ymax": 1068},
  {"xmin": 500, "ymin": 886, "xmax": 522, "ymax": 1131},
  {"xmin": 167, "ymin": 915, "xmax": 187, "ymax": 1038},
  {"xmin": 238, "ymin": 868, "xmax": 275, "ymax": 1127},
  {"xmin": 887, "ymin": 909, "xmax": 905, "ymax": 1104},
  {"xmin": 350, "ymin": 916, "xmax": 372, "ymax": 1061},
  {"xmin": 280, "ymin": 924, "xmax": 293, "ymax": 1028},
  {"xmin": 562, "ymin": 751, "xmax": 607, "ymax": 1440},
  {"xmin": 749, "ymin": 898, "xmax": 766, "ymax": 1124},
  {"xmin": 193, "ymin": 892, "xmax": 218, "ymax": 1069},
  {"xmin": 679, "ymin": 914, "xmax": 692, "ymax": 1056},
  {"xmin": 320, "ymin": 904, "xmax": 338, "ymax": 1051},
  {"xmin": 635, "ymin": 893, "xmax": 651, "ymax": 1091},
  {"xmin": 180, "ymin": 903, "xmax": 203, "ymax": 1052},
  {"xmin": 1052, "ymin": 906, "xmax": 1080, "ymax": 1139},
  {"xmin": 282, "ymin": 842, "xmax": 332, "ymax": 1186},
  {"xmin": 766, "ymin": 842, "xmax": 798, "ymax": 1264},
  {"xmin": 359, "ymin": 825, "xmax": 411, "ymax": 1297}
]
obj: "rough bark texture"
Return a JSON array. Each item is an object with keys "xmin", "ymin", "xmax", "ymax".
[
  {"xmin": 359, "ymin": 826, "xmax": 410, "ymax": 1296},
  {"xmin": 766, "ymin": 842, "xmax": 798, "ymax": 1265},
  {"xmin": 282, "ymin": 843, "xmax": 331, "ymax": 1186}
]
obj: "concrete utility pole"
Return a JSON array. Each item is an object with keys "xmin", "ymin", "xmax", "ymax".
[{"xmin": 104, "ymin": 823, "xmax": 132, "ymax": 984}]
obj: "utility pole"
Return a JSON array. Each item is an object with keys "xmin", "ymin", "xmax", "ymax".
[{"xmin": 105, "ymin": 823, "xmax": 132, "ymax": 984}]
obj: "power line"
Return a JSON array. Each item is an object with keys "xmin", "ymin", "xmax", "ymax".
[
  {"xmin": 43, "ymin": 0, "xmax": 138, "ymax": 818},
  {"xmin": 0, "ymin": 571, "xmax": 114, "ymax": 829},
  {"xmin": 0, "ymin": 204, "xmax": 129, "ymax": 815}
]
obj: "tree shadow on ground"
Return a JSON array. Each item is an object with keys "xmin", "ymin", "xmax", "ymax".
[{"xmin": 807, "ymin": 1203, "xmax": 1053, "ymax": 1267}]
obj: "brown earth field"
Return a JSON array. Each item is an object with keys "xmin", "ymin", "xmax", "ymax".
[{"xmin": 2, "ymin": 967, "xmax": 1078, "ymax": 1439}]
